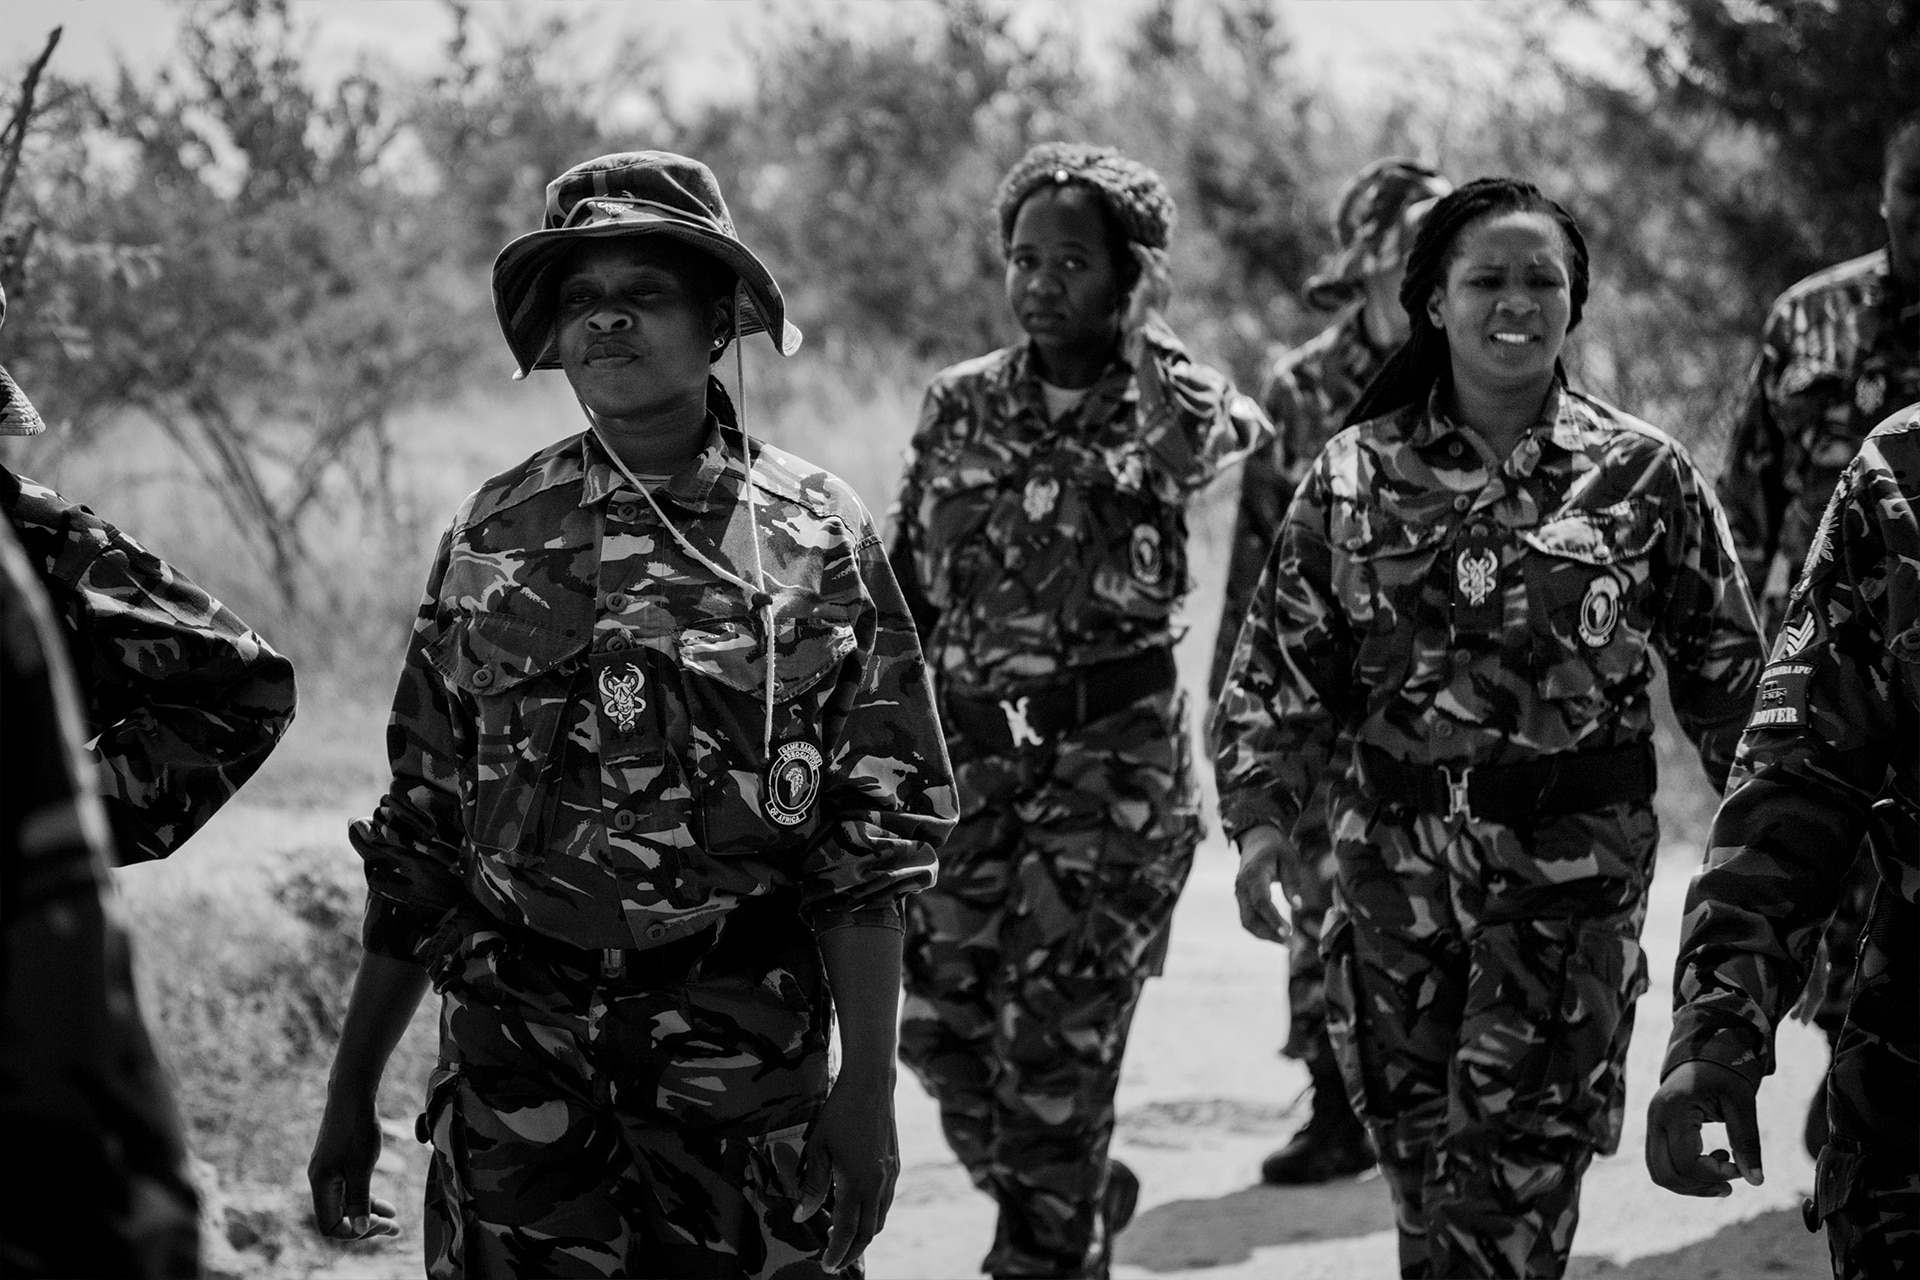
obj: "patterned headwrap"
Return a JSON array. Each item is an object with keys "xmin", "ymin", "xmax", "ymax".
[
  {"xmin": 994, "ymin": 142, "xmax": 1176, "ymax": 254},
  {"xmin": 1304, "ymin": 158, "xmax": 1453, "ymax": 311}
]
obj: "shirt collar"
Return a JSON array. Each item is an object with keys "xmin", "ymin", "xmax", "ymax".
[
  {"xmin": 578, "ymin": 414, "xmax": 733, "ymax": 512},
  {"xmin": 1419, "ymin": 377, "xmax": 1575, "ymax": 469}
]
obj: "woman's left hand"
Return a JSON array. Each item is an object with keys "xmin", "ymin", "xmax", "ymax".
[
  {"xmin": 1123, "ymin": 243, "xmax": 1173, "ymax": 336},
  {"xmin": 795, "ymin": 1067, "xmax": 900, "ymax": 1273}
]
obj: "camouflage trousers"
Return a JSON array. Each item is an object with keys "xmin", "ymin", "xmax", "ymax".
[
  {"xmin": 1808, "ymin": 885, "xmax": 1918, "ymax": 1279},
  {"xmin": 416, "ymin": 900, "xmax": 844, "ymax": 1279},
  {"xmin": 1274, "ymin": 739, "xmax": 1348, "ymax": 1071},
  {"xmin": 1322, "ymin": 790, "xmax": 1655, "ymax": 1279},
  {"xmin": 900, "ymin": 689, "xmax": 1200, "ymax": 1279}
]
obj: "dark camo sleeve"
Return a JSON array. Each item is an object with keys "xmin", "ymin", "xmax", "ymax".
[
  {"xmin": 1211, "ymin": 452, "xmax": 1355, "ymax": 840},
  {"xmin": 352, "ymin": 526, "xmax": 471, "ymax": 959},
  {"xmin": 0, "ymin": 518, "xmax": 200, "ymax": 1277},
  {"xmin": 5, "ymin": 472, "xmax": 297, "ymax": 863},
  {"xmin": 1665, "ymin": 413, "xmax": 1920, "ymax": 1087},
  {"xmin": 1716, "ymin": 333, "xmax": 1790, "ymax": 599}
]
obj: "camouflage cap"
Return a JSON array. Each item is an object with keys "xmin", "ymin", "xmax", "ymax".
[
  {"xmin": 1303, "ymin": 158, "xmax": 1452, "ymax": 311},
  {"xmin": 0, "ymin": 283, "xmax": 45, "ymax": 437},
  {"xmin": 491, "ymin": 151, "xmax": 802, "ymax": 377}
]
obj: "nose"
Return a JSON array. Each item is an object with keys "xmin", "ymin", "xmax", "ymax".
[
  {"xmin": 1025, "ymin": 270, "xmax": 1064, "ymax": 300},
  {"xmin": 1494, "ymin": 292, "xmax": 1537, "ymax": 317},
  {"xmin": 586, "ymin": 305, "xmax": 632, "ymax": 334}
]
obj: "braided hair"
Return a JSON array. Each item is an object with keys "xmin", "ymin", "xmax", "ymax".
[
  {"xmin": 1344, "ymin": 177, "xmax": 1590, "ymax": 428},
  {"xmin": 994, "ymin": 142, "xmax": 1176, "ymax": 295}
]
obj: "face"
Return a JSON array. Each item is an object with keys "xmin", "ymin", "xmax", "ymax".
[
  {"xmin": 1426, "ymin": 209, "xmax": 1573, "ymax": 399},
  {"xmin": 553, "ymin": 239, "xmax": 727, "ymax": 426},
  {"xmin": 1005, "ymin": 186, "xmax": 1125, "ymax": 364},
  {"xmin": 1883, "ymin": 137, "xmax": 1920, "ymax": 286}
]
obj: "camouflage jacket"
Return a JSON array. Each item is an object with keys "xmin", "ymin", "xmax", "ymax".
[
  {"xmin": 0, "ymin": 515, "xmax": 199, "ymax": 1276},
  {"xmin": 1719, "ymin": 248, "xmax": 1920, "ymax": 606},
  {"xmin": 355, "ymin": 415, "xmax": 955, "ymax": 960},
  {"xmin": 1214, "ymin": 383, "xmax": 1765, "ymax": 840},
  {"xmin": 1212, "ymin": 304, "xmax": 1392, "ymax": 696},
  {"xmin": 889, "ymin": 323, "xmax": 1270, "ymax": 694},
  {"xmin": 1666, "ymin": 403, "xmax": 1920, "ymax": 1088},
  {"xmin": 0, "ymin": 465, "xmax": 297, "ymax": 864}
]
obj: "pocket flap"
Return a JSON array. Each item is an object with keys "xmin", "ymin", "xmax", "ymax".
[
  {"xmin": 1520, "ymin": 499, "xmax": 1664, "ymax": 564},
  {"xmin": 680, "ymin": 615, "xmax": 857, "ymax": 701},
  {"xmin": 427, "ymin": 612, "xmax": 588, "ymax": 695}
]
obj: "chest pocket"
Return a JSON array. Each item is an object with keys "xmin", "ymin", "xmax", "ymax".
[
  {"xmin": 1328, "ymin": 498, "xmax": 1450, "ymax": 638},
  {"xmin": 1519, "ymin": 499, "xmax": 1664, "ymax": 703},
  {"xmin": 428, "ymin": 612, "xmax": 590, "ymax": 865},
  {"xmin": 677, "ymin": 611, "xmax": 859, "ymax": 853},
  {"xmin": 1057, "ymin": 445, "xmax": 1189, "ymax": 636}
]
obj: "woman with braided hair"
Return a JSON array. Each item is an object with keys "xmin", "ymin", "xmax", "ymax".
[
  {"xmin": 888, "ymin": 142, "xmax": 1269, "ymax": 1279},
  {"xmin": 1213, "ymin": 177, "xmax": 1765, "ymax": 1278}
]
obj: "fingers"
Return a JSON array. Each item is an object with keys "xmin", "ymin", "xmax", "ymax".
[
  {"xmin": 794, "ymin": 1134, "xmax": 832, "ymax": 1224},
  {"xmin": 821, "ymin": 1180, "xmax": 878, "ymax": 1274},
  {"xmin": 1724, "ymin": 1090, "xmax": 1766, "ymax": 1187},
  {"xmin": 1645, "ymin": 1087, "xmax": 1740, "ymax": 1197},
  {"xmin": 1233, "ymin": 869, "xmax": 1290, "ymax": 944}
]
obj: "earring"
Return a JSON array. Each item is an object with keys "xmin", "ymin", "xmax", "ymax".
[{"xmin": 712, "ymin": 334, "xmax": 728, "ymax": 350}]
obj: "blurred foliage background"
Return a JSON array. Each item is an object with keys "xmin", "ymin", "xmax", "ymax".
[{"xmin": 2, "ymin": 0, "xmax": 1916, "ymax": 669}]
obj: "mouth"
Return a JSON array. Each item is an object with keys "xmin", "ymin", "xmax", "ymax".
[
  {"xmin": 584, "ymin": 344, "xmax": 640, "ymax": 367},
  {"xmin": 1489, "ymin": 331, "xmax": 1538, "ymax": 346}
]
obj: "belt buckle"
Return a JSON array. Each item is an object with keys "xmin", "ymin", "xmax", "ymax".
[
  {"xmin": 1443, "ymin": 764, "xmax": 1475, "ymax": 822},
  {"xmin": 999, "ymin": 695, "xmax": 1045, "ymax": 748},
  {"xmin": 600, "ymin": 948, "xmax": 627, "ymax": 980}
]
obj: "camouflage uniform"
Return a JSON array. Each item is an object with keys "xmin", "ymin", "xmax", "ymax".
[
  {"xmin": 1716, "ymin": 247, "xmax": 1920, "ymax": 1039},
  {"xmin": 1215, "ymin": 384, "xmax": 1763, "ymax": 1278},
  {"xmin": 0, "ymin": 514, "xmax": 200, "ymax": 1278},
  {"xmin": 1666, "ymin": 403, "xmax": 1920, "ymax": 1280},
  {"xmin": 1209, "ymin": 303, "xmax": 1392, "ymax": 1081},
  {"xmin": 353, "ymin": 404, "xmax": 954, "ymax": 1279},
  {"xmin": 890, "ymin": 323, "xmax": 1268, "ymax": 1278},
  {"xmin": 0, "ymin": 465, "xmax": 297, "ymax": 863}
]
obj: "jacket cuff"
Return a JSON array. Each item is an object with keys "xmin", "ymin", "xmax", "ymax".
[
  {"xmin": 808, "ymin": 899, "xmax": 905, "ymax": 936},
  {"xmin": 1659, "ymin": 1009, "xmax": 1772, "ymax": 1091}
]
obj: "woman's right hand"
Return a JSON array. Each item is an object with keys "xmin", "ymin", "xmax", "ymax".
[
  {"xmin": 1233, "ymin": 824, "xmax": 1294, "ymax": 945},
  {"xmin": 308, "ymin": 1092, "xmax": 402, "ymax": 1241}
]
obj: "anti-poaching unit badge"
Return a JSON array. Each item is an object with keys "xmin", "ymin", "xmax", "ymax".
[
  {"xmin": 765, "ymin": 738, "xmax": 824, "ymax": 826},
  {"xmin": 1578, "ymin": 576, "xmax": 1622, "ymax": 647},
  {"xmin": 598, "ymin": 662, "xmax": 646, "ymax": 733}
]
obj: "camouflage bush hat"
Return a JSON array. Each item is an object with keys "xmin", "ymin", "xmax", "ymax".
[
  {"xmin": 1303, "ymin": 158, "xmax": 1453, "ymax": 311},
  {"xmin": 492, "ymin": 150, "xmax": 802, "ymax": 377},
  {"xmin": 0, "ymin": 283, "xmax": 45, "ymax": 437}
]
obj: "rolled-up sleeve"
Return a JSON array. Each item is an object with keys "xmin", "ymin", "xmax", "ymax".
[
  {"xmin": 800, "ymin": 518, "xmax": 954, "ymax": 935},
  {"xmin": 350, "ymin": 528, "xmax": 471, "ymax": 959}
]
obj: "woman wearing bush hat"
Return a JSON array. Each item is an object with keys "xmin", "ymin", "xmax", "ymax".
[
  {"xmin": 889, "ymin": 141, "xmax": 1269, "ymax": 1279},
  {"xmin": 310, "ymin": 150, "xmax": 954, "ymax": 1280}
]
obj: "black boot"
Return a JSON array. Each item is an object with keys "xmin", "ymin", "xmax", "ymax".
[{"xmin": 1260, "ymin": 1057, "xmax": 1375, "ymax": 1185}]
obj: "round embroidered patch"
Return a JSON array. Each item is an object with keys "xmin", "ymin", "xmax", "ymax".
[
  {"xmin": 1130, "ymin": 523, "xmax": 1164, "ymax": 584},
  {"xmin": 765, "ymin": 739, "xmax": 824, "ymax": 827},
  {"xmin": 1578, "ymin": 576, "xmax": 1621, "ymax": 647},
  {"xmin": 1022, "ymin": 475, "xmax": 1060, "ymax": 522}
]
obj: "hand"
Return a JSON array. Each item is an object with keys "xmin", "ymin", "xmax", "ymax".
[
  {"xmin": 795, "ymin": 1068, "xmax": 899, "ymax": 1273},
  {"xmin": 1645, "ymin": 1059, "xmax": 1765, "ymax": 1197},
  {"xmin": 1122, "ymin": 243, "xmax": 1173, "ymax": 338},
  {"xmin": 308, "ymin": 1094, "xmax": 401, "ymax": 1241},
  {"xmin": 1234, "ymin": 825, "xmax": 1294, "ymax": 945}
]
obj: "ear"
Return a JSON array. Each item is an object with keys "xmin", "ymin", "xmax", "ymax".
[
  {"xmin": 1425, "ymin": 290, "xmax": 1445, "ymax": 330},
  {"xmin": 710, "ymin": 295, "xmax": 737, "ymax": 345}
]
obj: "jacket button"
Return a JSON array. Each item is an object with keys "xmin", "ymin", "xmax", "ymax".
[
  {"xmin": 612, "ymin": 501, "xmax": 640, "ymax": 524},
  {"xmin": 607, "ymin": 592, "xmax": 630, "ymax": 612},
  {"xmin": 611, "ymin": 809, "xmax": 637, "ymax": 832},
  {"xmin": 470, "ymin": 667, "xmax": 494, "ymax": 688},
  {"xmin": 1345, "ymin": 536, "xmax": 1364, "ymax": 551},
  {"xmin": 1434, "ymin": 721, "xmax": 1455, "ymax": 739},
  {"xmin": 602, "ymin": 632, "xmax": 630, "ymax": 652},
  {"xmin": 1470, "ymin": 524, "xmax": 1489, "ymax": 538},
  {"xmin": 645, "ymin": 922, "xmax": 669, "ymax": 941},
  {"xmin": 1453, "ymin": 495, "xmax": 1471, "ymax": 512}
]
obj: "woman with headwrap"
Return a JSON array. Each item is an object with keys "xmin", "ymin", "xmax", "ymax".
[
  {"xmin": 887, "ymin": 142, "xmax": 1269, "ymax": 1279},
  {"xmin": 1213, "ymin": 178, "xmax": 1765, "ymax": 1278}
]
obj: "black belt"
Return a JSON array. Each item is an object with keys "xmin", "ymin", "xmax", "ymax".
[
  {"xmin": 1357, "ymin": 740, "xmax": 1656, "ymax": 823},
  {"xmin": 942, "ymin": 649, "xmax": 1178, "ymax": 752},
  {"xmin": 513, "ymin": 917, "xmax": 722, "ymax": 983}
]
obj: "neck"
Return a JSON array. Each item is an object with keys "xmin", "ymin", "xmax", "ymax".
[
  {"xmin": 1447, "ymin": 370, "xmax": 1554, "ymax": 459},
  {"xmin": 589, "ymin": 387, "xmax": 710, "ymax": 475},
  {"xmin": 1031, "ymin": 336, "xmax": 1114, "ymax": 390}
]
